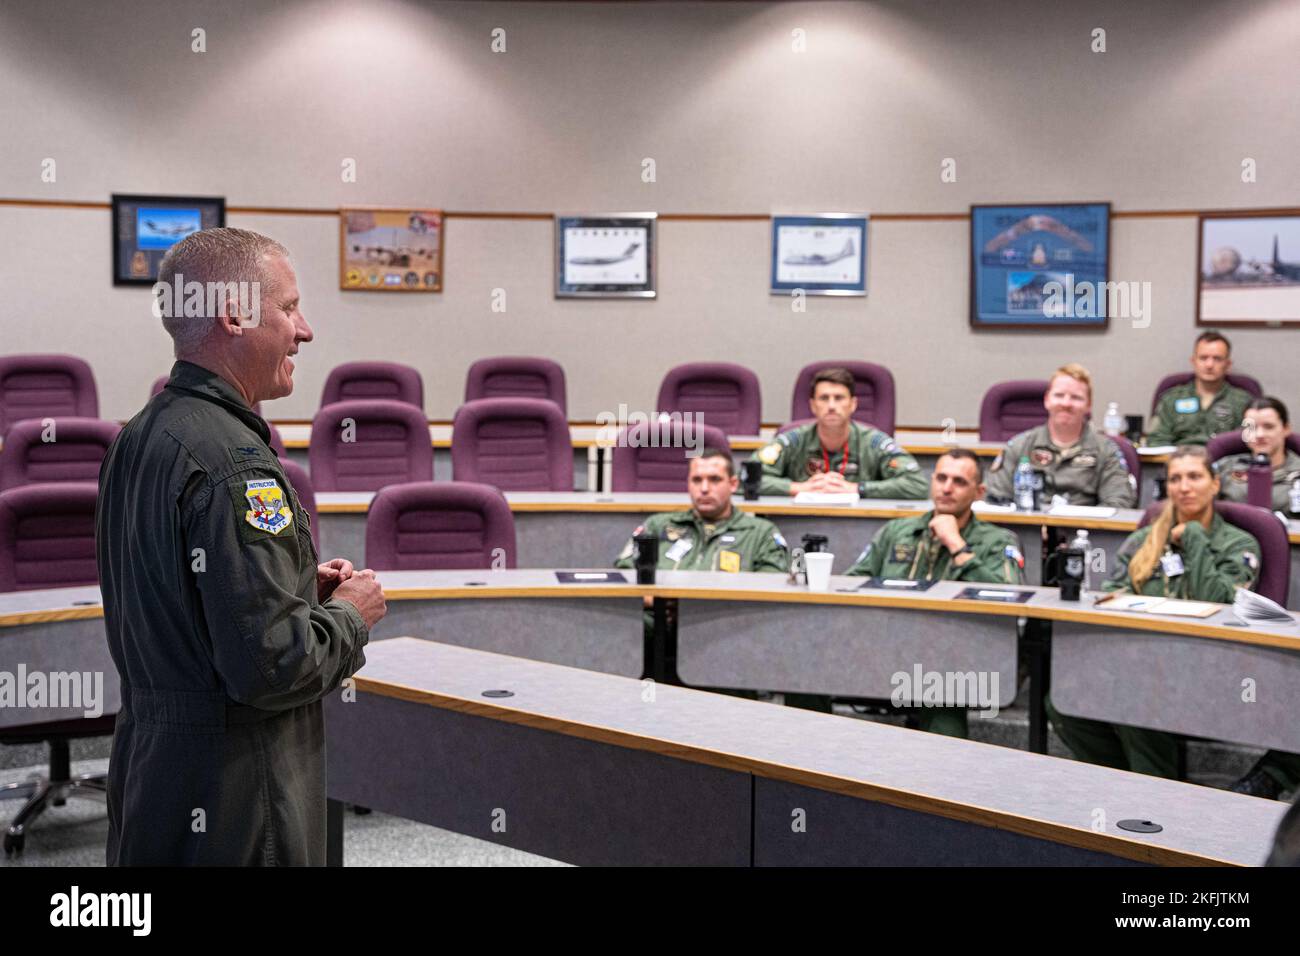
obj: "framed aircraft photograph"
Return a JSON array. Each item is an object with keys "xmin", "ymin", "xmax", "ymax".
[
  {"xmin": 770, "ymin": 214, "xmax": 868, "ymax": 296},
  {"xmin": 969, "ymin": 202, "xmax": 1111, "ymax": 329},
  {"xmin": 111, "ymin": 193, "xmax": 225, "ymax": 286},
  {"xmin": 340, "ymin": 207, "xmax": 444, "ymax": 292},
  {"xmin": 555, "ymin": 213, "xmax": 656, "ymax": 298},
  {"xmin": 1197, "ymin": 210, "xmax": 1300, "ymax": 327}
]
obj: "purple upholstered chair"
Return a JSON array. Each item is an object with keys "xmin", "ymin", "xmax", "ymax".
[
  {"xmin": 265, "ymin": 422, "xmax": 287, "ymax": 457},
  {"xmin": 1206, "ymin": 431, "xmax": 1300, "ymax": 464},
  {"xmin": 978, "ymin": 380, "xmax": 1051, "ymax": 442},
  {"xmin": 0, "ymin": 483, "xmax": 99, "ymax": 592},
  {"xmin": 320, "ymin": 361, "xmax": 424, "ymax": 411},
  {"xmin": 452, "ymin": 398, "xmax": 572, "ymax": 491},
  {"xmin": 0, "ymin": 418, "xmax": 121, "ymax": 491},
  {"xmin": 609, "ymin": 424, "xmax": 731, "ymax": 492},
  {"xmin": 308, "ymin": 400, "xmax": 433, "ymax": 492},
  {"xmin": 0, "ymin": 481, "xmax": 111, "ymax": 852},
  {"xmin": 0, "ymin": 355, "xmax": 98, "ymax": 433},
  {"xmin": 465, "ymin": 357, "xmax": 567, "ymax": 417},
  {"xmin": 789, "ymin": 362, "xmax": 897, "ymax": 435},
  {"xmin": 280, "ymin": 459, "xmax": 319, "ymax": 550},
  {"xmin": 366, "ymin": 481, "xmax": 516, "ymax": 571},
  {"xmin": 657, "ymin": 363, "xmax": 762, "ymax": 437},
  {"xmin": 1138, "ymin": 500, "xmax": 1288, "ymax": 605},
  {"xmin": 1150, "ymin": 373, "xmax": 1262, "ymax": 415}
]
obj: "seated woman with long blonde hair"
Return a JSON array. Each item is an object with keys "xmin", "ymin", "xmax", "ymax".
[{"xmin": 1047, "ymin": 446, "xmax": 1261, "ymax": 779}]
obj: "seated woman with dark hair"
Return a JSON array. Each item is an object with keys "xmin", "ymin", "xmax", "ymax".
[
  {"xmin": 1215, "ymin": 396, "xmax": 1300, "ymax": 512},
  {"xmin": 1047, "ymin": 446, "xmax": 1261, "ymax": 780}
]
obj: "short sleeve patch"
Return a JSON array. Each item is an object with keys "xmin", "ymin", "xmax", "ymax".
[
  {"xmin": 758, "ymin": 443, "xmax": 782, "ymax": 465},
  {"xmin": 1004, "ymin": 545, "xmax": 1024, "ymax": 568},
  {"xmin": 1243, "ymin": 551, "xmax": 1259, "ymax": 572},
  {"xmin": 772, "ymin": 530, "xmax": 788, "ymax": 549},
  {"xmin": 244, "ymin": 478, "xmax": 294, "ymax": 535}
]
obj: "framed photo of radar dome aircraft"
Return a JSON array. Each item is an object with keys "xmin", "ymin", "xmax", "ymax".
[
  {"xmin": 111, "ymin": 193, "xmax": 225, "ymax": 286},
  {"xmin": 1197, "ymin": 210, "xmax": 1300, "ymax": 327},
  {"xmin": 555, "ymin": 213, "xmax": 656, "ymax": 298},
  {"xmin": 969, "ymin": 202, "xmax": 1111, "ymax": 329},
  {"xmin": 340, "ymin": 207, "xmax": 443, "ymax": 292},
  {"xmin": 770, "ymin": 214, "xmax": 868, "ymax": 296}
]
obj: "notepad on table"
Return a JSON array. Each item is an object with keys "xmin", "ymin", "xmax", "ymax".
[
  {"xmin": 792, "ymin": 492, "xmax": 860, "ymax": 505},
  {"xmin": 1094, "ymin": 594, "xmax": 1220, "ymax": 618}
]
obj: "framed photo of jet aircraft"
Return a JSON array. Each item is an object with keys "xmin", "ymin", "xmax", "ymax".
[
  {"xmin": 340, "ymin": 208, "xmax": 444, "ymax": 292},
  {"xmin": 969, "ymin": 202, "xmax": 1111, "ymax": 329},
  {"xmin": 555, "ymin": 214, "xmax": 656, "ymax": 298},
  {"xmin": 770, "ymin": 214, "xmax": 868, "ymax": 296},
  {"xmin": 112, "ymin": 193, "xmax": 225, "ymax": 286},
  {"xmin": 1197, "ymin": 210, "xmax": 1300, "ymax": 327}
]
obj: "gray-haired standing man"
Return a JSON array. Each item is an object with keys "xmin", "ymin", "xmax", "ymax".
[{"xmin": 97, "ymin": 228, "xmax": 386, "ymax": 865}]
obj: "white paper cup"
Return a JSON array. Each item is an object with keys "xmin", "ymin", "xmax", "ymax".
[{"xmin": 804, "ymin": 552, "xmax": 834, "ymax": 591}]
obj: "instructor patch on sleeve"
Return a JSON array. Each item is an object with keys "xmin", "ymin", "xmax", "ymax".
[{"xmin": 243, "ymin": 478, "xmax": 294, "ymax": 535}]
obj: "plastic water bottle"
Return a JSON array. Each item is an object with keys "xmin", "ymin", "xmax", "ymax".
[
  {"xmin": 1069, "ymin": 529, "xmax": 1091, "ymax": 591},
  {"xmin": 1014, "ymin": 456, "xmax": 1035, "ymax": 511},
  {"xmin": 1103, "ymin": 402, "xmax": 1123, "ymax": 437},
  {"xmin": 1289, "ymin": 478, "xmax": 1300, "ymax": 518}
]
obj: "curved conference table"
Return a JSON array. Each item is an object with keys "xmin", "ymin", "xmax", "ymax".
[
  {"xmin": 4, "ymin": 571, "xmax": 1294, "ymax": 866},
  {"xmin": 312, "ymin": 491, "xmax": 1300, "ymax": 610}
]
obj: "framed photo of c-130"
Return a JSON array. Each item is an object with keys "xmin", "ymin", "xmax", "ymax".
[
  {"xmin": 1197, "ymin": 210, "xmax": 1300, "ymax": 327},
  {"xmin": 970, "ymin": 202, "xmax": 1111, "ymax": 329},
  {"xmin": 770, "ymin": 214, "xmax": 868, "ymax": 296}
]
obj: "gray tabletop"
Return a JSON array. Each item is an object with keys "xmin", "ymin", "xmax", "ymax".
[{"xmin": 347, "ymin": 637, "xmax": 1287, "ymax": 865}]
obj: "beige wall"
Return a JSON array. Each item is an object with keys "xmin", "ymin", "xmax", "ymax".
[{"xmin": 2, "ymin": 0, "xmax": 1297, "ymax": 425}]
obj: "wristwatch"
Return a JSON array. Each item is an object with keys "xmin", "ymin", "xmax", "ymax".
[{"xmin": 949, "ymin": 543, "xmax": 974, "ymax": 558}]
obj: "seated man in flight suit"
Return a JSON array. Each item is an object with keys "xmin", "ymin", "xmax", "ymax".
[
  {"xmin": 750, "ymin": 367, "xmax": 927, "ymax": 500},
  {"xmin": 846, "ymin": 448, "xmax": 1025, "ymax": 737}
]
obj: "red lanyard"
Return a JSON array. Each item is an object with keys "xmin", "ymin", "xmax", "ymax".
[{"xmin": 822, "ymin": 441, "xmax": 849, "ymax": 475}]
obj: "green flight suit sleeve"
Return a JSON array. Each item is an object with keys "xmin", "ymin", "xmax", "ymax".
[
  {"xmin": 750, "ymin": 525, "xmax": 791, "ymax": 573},
  {"xmin": 1097, "ymin": 438, "xmax": 1139, "ymax": 508},
  {"xmin": 613, "ymin": 517, "xmax": 657, "ymax": 569},
  {"xmin": 185, "ymin": 468, "xmax": 369, "ymax": 712},
  {"xmin": 1181, "ymin": 521, "xmax": 1260, "ymax": 604},
  {"xmin": 983, "ymin": 433, "xmax": 1027, "ymax": 503},
  {"xmin": 1145, "ymin": 393, "xmax": 1178, "ymax": 446},
  {"xmin": 860, "ymin": 445, "xmax": 928, "ymax": 500},
  {"xmin": 1101, "ymin": 530, "xmax": 1144, "ymax": 593},
  {"xmin": 845, "ymin": 524, "xmax": 890, "ymax": 577},
  {"xmin": 753, "ymin": 435, "xmax": 796, "ymax": 496},
  {"xmin": 950, "ymin": 530, "xmax": 1025, "ymax": 585}
]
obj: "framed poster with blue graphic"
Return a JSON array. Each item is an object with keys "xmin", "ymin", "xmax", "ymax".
[
  {"xmin": 555, "ymin": 213, "xmax": 656, "ymax": 298},
  {"xmin": 970, "ymin": 202, "xmax": 1110, "ymax": 329},
  {"xmin": 770, "ymin": 214, "xmax": 867, "ymax": 296},
  {"xmin": 112, "ymin": 193, "xmax": 225, "ymax": 286}
]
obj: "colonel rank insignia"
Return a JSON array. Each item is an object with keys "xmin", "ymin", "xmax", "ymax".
[{"xmin": 244, "ymin": 478, "xmax": 294, "ymax": 535}]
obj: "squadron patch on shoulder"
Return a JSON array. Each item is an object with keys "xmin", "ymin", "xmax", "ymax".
[
  {"xmin": 758, "ymin": 443, "xmax": 782, "ymax": 465},
  {"xmin": 772, "ymin": 530, "xmax": 788, "ymax": 549},
  {"xmin": 1243, "ymin": 551, "xmax": 1259, "ymax": 572},
  {"xmin": 244, "ymin": 478, "xmax": 294, "ymax": 535},
  {"xmin": 1004, "ymin": 545, "xmax": 1025, "ymax": 569}
]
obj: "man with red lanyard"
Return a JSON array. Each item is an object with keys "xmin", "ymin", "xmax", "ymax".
[{"xmin": 751, "ymin": 367, "xmax": 927, "ymax": 500}]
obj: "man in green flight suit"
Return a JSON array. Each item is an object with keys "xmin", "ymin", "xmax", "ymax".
[
  {"xmin": 983, "ymin": 363, "xmax": 1137, "ymax": 508},
  {"xmin": 845, "ymin": 449, "xmax": 1025, "ymax": 737},
  {"xmin": 97, "ymin": 228, "xmax": 387, "ymax": 865},
  {"xmin": 1146, "ymin": 331, "xmax": 1254, "ymax": 447},
  {"xmin": 614, "ymin": 447, "xmax": 790, "ymax": 574},
  {"xmin": 1047, "ymin": 447, "xmax": 1273, "ymax": 782},
  {"xmin": 750, "ymin": 367, "xmax": 927, "ymax": 500}
]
